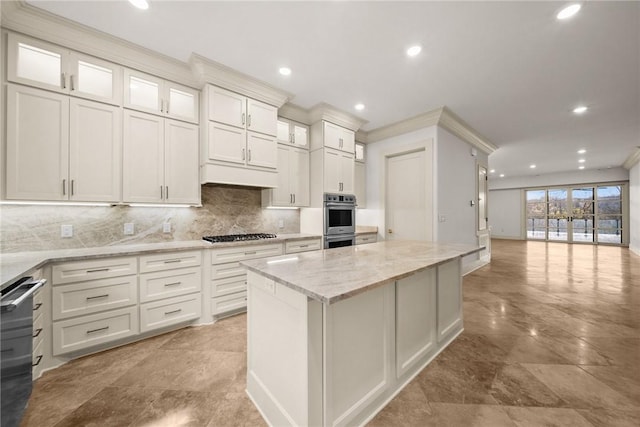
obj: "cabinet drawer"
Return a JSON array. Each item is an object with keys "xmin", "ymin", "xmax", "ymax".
[
  {"xmin": 139, "ymin": 293, "xmax": 202, "ymax": 334},
  {"xmin": 211, "ymin": 262, "xmax": 246, "ymax": 281},
  {"xmin": 356, "ymin": 234, "xmax": 377, "ymax": 245},
  {"xmin": 210, "ymin": 243, "xmax": 283, "ymax": 264},
  {"xmin": 285, "ymin": 238, "xmax": 322, "ymax": 254},
  {"xmin": 139, "ymin": 250, "xmax": 202, "ymax": 274},
  {"xmin": 33, "ymin": 309, "xmax": 45, "ymax": 349},
  {"xmin": 52, "ymin": 257, "xmax": 137, "ymax": 285},
  {"xmin": 212, "ymin": 275, "xmax": 247, "ymax": 298},
  {"xmin": 52, "ymin": 275, "xmax": 138, "ymax": 320},
  {"xmin": 211, "ymin": 292, "xmax": 247, "ymax": 315},
  {"xmin": 140, "ymin": 267, "xmax": 202, "ymax": 303},
  {"xmin": 52, "ymin": 306, "xmax": 138, "ymax": 356}
]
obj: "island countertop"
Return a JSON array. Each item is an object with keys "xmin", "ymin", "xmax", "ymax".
[{"xmin": 241, "ymin": 240, "xmax": 482, "ymax": 304}]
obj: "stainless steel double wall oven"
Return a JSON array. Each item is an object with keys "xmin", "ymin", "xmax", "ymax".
[{"xmin": 323, "ymin": 193, "xmax": 356, "ymax": 248}]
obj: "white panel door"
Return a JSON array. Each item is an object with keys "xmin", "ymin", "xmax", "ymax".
[
  {"xmin": 273, "ymin": 144, "xmax": 292, "ymax": 205},
  {"xmin": 124, "ymin": 69, "xmax": 163, "ymax": 115},
  {"xmin": 165, "ymin": 83, "xmax": 199, "ymax": 124},
  {"xmin": 323, "ymin": 121, "xmax": 343, "ymax": 151},
  {"xmin": 123, "ymin": 110, "xmax": 164, "ymax": 203},
  {"xmin": 276, "ymin": 120, "xmax": 291, "ymax": 144},
  {"xmin": 6, "ymin": 84, "xmax": 69, "ymax": 201},
  {"xmin": 340, "ymin": 153, "xmax": 354, "ymax": 194},
  {"xmin": 340, "ymin": 128, "xmax": 355, "ymax": 154},
  {"xmin": 386, "ymin": 150, "xmax": 427, "ymax": 240},
  {"xmin": 164, "ymin": 120, "xmax": 200, "ymax": 204},
  {"xmin": 69, "ymin": 98, "xmax": 121, "ymax": 202},
  {"xmin": 208, "ymin": 86, "xmax": 246, "ymax": 128},
  {"xmin": 291, "ymin": 147, "xmax": 309, "ymax": 207},
  {"xmin": 324, "ymin": 148, "xmax": 341, "ymax": 193},
  {"xmin": 207, "ymin": 121, "xmax": 246, "ymax": 164},
  {"xmin": 247, "ymin": 132, "xmax": 277, "ymax": 169},
  {"xmin": 247, "ymin": 99, "xmax": 277, "ymax": 136},
  {"xmin": 69, "ymin": 52, "xmax": 122, "ymax": 105},
  {"xmin": 293, "ymin": 124, "xmax": 309, "ymax": 148},
  {"xmin": 7, "ymin": 33, "xmax": 68, "ymax": 93}
]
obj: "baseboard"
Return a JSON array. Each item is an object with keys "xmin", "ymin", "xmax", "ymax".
[
  {"xmin": 490, "ymin": 235, "xmax": 523, "ymax": 241},
  {"xmin": 630, "ymin": 244, "xmax": 640, "ymax": 257}
]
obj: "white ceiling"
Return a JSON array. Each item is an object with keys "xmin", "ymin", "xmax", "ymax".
[{"xmin": 25, "ymin": 0, "xmax": 640, "ymax": 180}]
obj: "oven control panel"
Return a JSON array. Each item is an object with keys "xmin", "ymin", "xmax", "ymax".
[{"xmin": 324, "ymin": 193, "xmax": 356, "ymax": 203}]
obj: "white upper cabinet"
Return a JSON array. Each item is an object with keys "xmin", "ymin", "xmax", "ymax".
[
  {"xmin": 354, "ymin": 161, "xmax": 366, "ymax": 208},
  {"xmin": 247, "ymin": 98, "xmax": 277, "ymax": 136},
  {"xmin": 208, "ymin": 86, "xmax": 246, "ymax": 128},
  {"xmin": 322, "ymin": 121, "xmax": 355, "ymax": 153},
  {"xmin": 6, "ymin": 84, "xmax": 121, "ymax": 202},
  {"xmin": 7, "ymin": 33, "xmax": 122, "ymax": 105},
  {"xmin": 247, "ymin": 133, "xmax": 278, "ymax": 169},
  {"xmin": 277, "ymin": 118, "xmax": 309, "ymax": 148},
  {"xmin": 124, "ymin": 69, "xmax": 199, "ymax": 124},
  {"xmin": 262, "ymin": 144, "xmax": 310, "ymax": 207},
  {"xmin": 164, "ymin": 120, "xmax": 200, "ymax": 204},
  {"xmin": 355, "ymin": 143, "xmax": 365, "ymax": 162},
  {"xmin": 323, "ymin": 148, "xmax": 354, "ymax": 194},
  {"xmin": 207, "ymin": 122, "xmax": 246, "ymax": 165}
]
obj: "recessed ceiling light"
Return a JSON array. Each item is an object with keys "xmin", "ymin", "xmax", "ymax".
[
  {"xmin": 128, "ymin": 0, "xmax": 149, "ymax": 10},
  {"xmin": 577, "ymin": 149, "xmax": 586, "ymax": 154},
  {"xmin": 578, "ymin": 159, "xmax": 586, "ymax": 163},
  {"xmin": 354, "ymin": 103, "xmax": 365, "ymax": 111},
  {"xmin": 530, "ymin": 164, "xmax": 536, "ymax": 169},
  {"xmin": 499, "ymin": 174, "xmax": 505, "ymax": 178},
  {"xmin": 406, "ymin": 45, "xmax": 422, "ymax": 57},
  {"xmin": 278, "ymin": 67, "xmax": 292, "ymax": 76},
  {"xmin": 557, "ymin": 3, "xmax": 581, "ymax": 20},
  {"xmin": 579, "ymin": 166, "xmax": 585, "ymax": 170},
  {"xmin": 573, "ymin": 105, "xmax": 588, "ymax": 114},
  {"xmin": 489, "ymin": 169, "xmax": 495, "ymax": 173}
]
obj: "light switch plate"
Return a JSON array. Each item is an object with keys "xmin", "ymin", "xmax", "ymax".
[
  {"xmin": 124, "ymin": 223, "xmax": 134, "ymax": 235},
  {"xmin": 439, "ymin": 215, "xmax": 446, "ymax": 223},
  {"xmin": 278, "ymin": 219, "xmax": 284, "ymax": 229},
  {"xmin": 163, "ymin": 222, "xmax": 171, "ymax": 233},
  {"xmin": 61, "ymin": 224, "xmax": 73, "ymax": 238}
]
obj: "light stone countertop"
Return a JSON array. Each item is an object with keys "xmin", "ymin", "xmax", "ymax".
[
  {"xmin": 0, "ymin": 234, "xmax": 321, "ymax": 289},
  {"xmin": 242, "ymin": 240, "xmax": 483, "ymax": 304}
]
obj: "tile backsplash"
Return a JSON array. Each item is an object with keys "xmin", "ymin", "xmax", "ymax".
[{"xmin": 0, "ymin": 185, "xmax": 300, "ymax": 253}]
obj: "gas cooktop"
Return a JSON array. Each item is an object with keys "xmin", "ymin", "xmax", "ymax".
[{"xmin": 202, "ymin": 233, "xmax": 278, "ymax": 243}]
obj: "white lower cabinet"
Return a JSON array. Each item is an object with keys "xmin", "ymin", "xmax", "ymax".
[
  {"xmin": 140, "ymin": 293, "xmax": 202, "ymax": 334},
  {"xmin": 211, "ymin": 291, "xmax": 248, "ymax": 316},
  {"xmin": 436, "ymin": 259, "xmax": 463, "ymax": 342},
  {"xmin": 356, "ymin": 233, "xmax": 377, "ymax": 245},
  {"xmin": 285, "ymin": 238, "xmax": 322, "ymax": 254}
]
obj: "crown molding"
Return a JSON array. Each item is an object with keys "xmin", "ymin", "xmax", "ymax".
[
  {"xmin": 1, "ymin": 1, "xmax": 198, "ymax": 87},
  {"xmin": 438, "ymin": 106, "xmax": 498, "ymax": 154},
  {"xmin": 307, "ymin": 102, "xmax": 368, "ymax": 132},
  {"xmin": 278, "ymin": 103, "xmax": 311, "ymax": 125},
  {"xmin": 355, "ymin": 130, "xmax": 368, "ymax": 143},
  {"xmin": 190, "ymin": 54, "xmax": 292, "ymax": 108},
  {"xmin": 365, "ymin": 106, "xmax": 497, "ymax": 154},
  {"xmin": 366, "ymin": 108, "xmax": 443, "ymax": 143},
  {"xmin": 623, "ymin": 147, "xmax": 640, "ymax": 169}
]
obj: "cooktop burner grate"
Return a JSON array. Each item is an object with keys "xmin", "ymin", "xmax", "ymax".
[{"xmin": 202, "ymin": 233, "xmax": 278, "ymax": 243}]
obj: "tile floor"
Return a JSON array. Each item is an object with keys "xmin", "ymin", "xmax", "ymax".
[{"xmin": 20, "ymin": 239, "xmax": 640, "ymax": 426}]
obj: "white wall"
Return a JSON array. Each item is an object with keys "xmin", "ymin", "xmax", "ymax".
[
  {"xmin": 630, "ymin": 162, "xmax": 640, "ymax": 255},
  {"xmin": 488, "ymin": 189, "xmax": 523, "ymax": 239},
  {"xmin": 489, "ymin": 168, "xmax": 629, "ymax": 191}
]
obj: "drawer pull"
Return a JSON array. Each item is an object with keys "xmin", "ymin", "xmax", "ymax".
[
  {"xmin": 86, "ymin": 294, "xmax": 109, "ymax": 300},
  {"xmin": 32, "ymin": 355, "xmax": 43, "ymax": 367},
  {"xmin": 86, "ymin": 326, "xmax": 109, "ymax": 334},
  {"xmin": 33, "ymin": 328, "xmax": 43, "ymax": 338},
  {"xmin": 164, "ymin": 281, "xmax": 182, "ymax": 287},
  {"xmin": 299, "ymin": 244, "xmax": 309, "ymax": 248},
  {"xmin": 164, "ymin": 309, "xmax": 182, "ymax": 316},
  {"xmin": 33, "ymin": 302, "xmax": 42, "ymax": 311},
  {"xmin": 244, "ymin": 251, "xmax": 256, "ymax": 255},
  {"xmin": 163, "ymin": 259, "xmax": 181, "ymax": 264},
  {"xmin": 87, "ymin": 268, "xmax": 109, "ymax": 273}
]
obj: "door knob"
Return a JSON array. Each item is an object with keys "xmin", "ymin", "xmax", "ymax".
[{"xmin": 388, "ymin": 229, "xmax": 393, "ymax": 234}]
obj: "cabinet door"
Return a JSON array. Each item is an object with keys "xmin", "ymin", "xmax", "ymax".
[
  {"xmin": 208, "ymin": 86, "xmax": 246, "ymax": 128},
  {"xmin": 6, "ymin": 85, "xmax": 69, "ymax": 201},
  {"xmin": 7, "ymin": 33, "xmax": 68, "ymax": 93},
  {"xmin": 272, "ymin": 144, "xmax": 292, "ymax": 205},
  {"xmin": 293, "ymin": 124, "xmax": 309, "ymax": 148},
  {"xmin": 247, "ymin": 99, "xmax": 277, "ymax": 136},
  {"xmin": 340, "ymin": 128, "xmax": 355, "ymax": 154},
  {"xmin": 124, "ymin": 69, "xmax": 163, "ymax": 115},
  {"xmin": 323, "ymin": 148, "xmax": 341, "ymax": 193},
  {"xmin": 277, "ymin": 120, "xmax": 291, "ymax": 144},
  {"xmin": 207, "ymin": 121, "xmax": 246, "ymax": 165},
  {"xmin": 247, "ymin": 132, "xmax": 277, "ymax": 169},
  {"xmin": 323, "ymin": 121, "xmax": 343, "ymax": 151},
  {"xmin": 68, "ymin": 52, "xmax": 122, "ymax": 105},
  {"xmin": 354, "ymin": 161, "xmax": 366, "ymax": 208},
  {"xmin": 165, "ymin": 82, "xmax": 199, "ymax": 124},
  {"xmin": 123, "ymin": 110, "xmax": 164, "ymax": 203},
  {"xmin": 340, "ymin": 153, "xmax": 355, "ymax": 194},
  {"xmin": 164, "ymin": 120, "xmax": 199, "ymax": 204},
  {"xmin": 355, "ymin": 143, "xmax": 365, "ymax": 162},
  {"xmin": 69, "ymin": 98, "xmax": 121, "ymax": 202},
  {"xmin": 291, "ymin": 147, "xmax": 310, "ymax": 207}
]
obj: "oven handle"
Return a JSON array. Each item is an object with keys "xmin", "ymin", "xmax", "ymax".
[
  {"xmin": 324, "ymin": 202, "xmax": 355, "ymax": 208},
  {"xmin": 1, "ymin": 279, "xmax": 46, "ymax": 313}
]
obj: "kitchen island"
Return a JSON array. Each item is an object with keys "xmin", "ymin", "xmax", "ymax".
[{"xmin": 242, "ymin": 240, "xmax": 482, "ymax": 427}]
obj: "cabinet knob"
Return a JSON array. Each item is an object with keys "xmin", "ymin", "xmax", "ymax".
[{"xmin": 388, "ymin": 229, "xmax": 393, "ymax": 234}]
